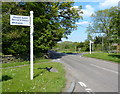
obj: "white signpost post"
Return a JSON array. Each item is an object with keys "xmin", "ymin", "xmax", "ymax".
[
  {"xmin": 90, "ymin": 40, "xmax": 93, "ymax": 54},
  {"xmin": 30, "ymin": 11, "xmax": 33, "ymax": 80},
  {"xmin": 10, "ymin": 11, "xmax": 34, "ymax": 80}
]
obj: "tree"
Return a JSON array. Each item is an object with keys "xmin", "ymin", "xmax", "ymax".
[
  {"xmin": 108, "ymin": 7, "xmax": 120, "ymax": 44},
  {"xmin": 86, "ymin": 6, "xmax": 120, "ymax": 52},
  {"xmin": 2, "ymin": 2, "xmax": 83, "ymax": 58}
]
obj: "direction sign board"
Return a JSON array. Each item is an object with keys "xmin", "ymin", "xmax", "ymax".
[{"xmin": 10, "ymin": 15, "xmax": 30, "ymax": 26}]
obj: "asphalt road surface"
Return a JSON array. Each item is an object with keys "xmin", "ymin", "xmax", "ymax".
[{"xmin": 60, "ymin": 54, "xmax": 118, "ymax": 93}]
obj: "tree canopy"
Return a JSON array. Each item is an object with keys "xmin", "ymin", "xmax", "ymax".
[
  {"xmin": 86, "ymin": 6, "xmax": 120, "ymax": 52},
  {"xmin": 87, "ymin": 7, "xmax": 119, "ymax": 43},
  {"xmin": 2, "ymin": 2, "xmax": 83, "ymax": 58}
]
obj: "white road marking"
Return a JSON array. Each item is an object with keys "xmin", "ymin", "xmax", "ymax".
[
  {"xmin": 78, "ymin": 82, "xmax": 87, "ymax": 87},
  {"xmin": 90, "ymin": 64, "xmax": 118, "ymax": 74},
  {"xmin": 85, "ymin": 88, "xmax": 96, "ymax": 94},
  {"xmin": 85, "ymin": 88, "xmax": 92, "ymax": 92},
  {"xmin": 78, "ymin": 81, "xmax": 95, "ymax": 94}
]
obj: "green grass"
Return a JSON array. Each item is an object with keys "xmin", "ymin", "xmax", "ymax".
[
  {"xmin": 0, "ymin": 69, "xmax": 2, "ymax": 94},
  {"xmin": 1, "ymin": 59, "xmax": 50, "ymax": 68},
  {"xmin": 1, "ymin": 62, "xmax": 66, "ymax": 92},
  {"xmin": 0, "ymin": 53, "xmax": 2, "ymax": 55},
  {"xmin": 83, "ymin": 53, "xmax": 120, "ymax": 63}
]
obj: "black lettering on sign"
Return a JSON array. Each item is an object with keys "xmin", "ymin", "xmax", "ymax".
[
  {"xmin": 12, "ymin": 22, "xmax": 16, "ymax": 24},
  {"xmin": 22, "ymin": 20, "xmax": 28, "ymax": 21},
  {"xmin": 22, "ymin": 17, "xmax": 28, "ymax": 19},
  {"xmin": 13, "ymin": 16, "xmax": 21, "ymax": 19}
]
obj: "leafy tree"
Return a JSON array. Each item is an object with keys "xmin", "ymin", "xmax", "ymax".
[
  {"xmin": 54, "ymin": 41, "xmax": 75, "ymax": 51},
  {"xmin": 86, "ymin": 6, "xmax": 119, "ymax": 52},
  {"xmin": 94, "ymin": 36, "xmax": 102, "ymax": 44},
  {"xmin": 108, "ymin": 7, "xmax": 120, "ymax": 44},
  {"xmin": 54, "ymin": 40, "xmax": 91, "ymax": 52},
  {"xmin": 82, "ymin": 40, "xmax": 89, "ymax": 51},
  {"xmin": 2, "ymin": 2, "xmax": 83, "ymax": 58}
]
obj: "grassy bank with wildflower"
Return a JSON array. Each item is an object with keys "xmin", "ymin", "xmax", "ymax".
[
  {"xmin": 83, "ymin": 53, "xmax": 120, "ymax": 63},
  {"xmin": 1, "ymin": 62, "xmax": 66, "ymax": 92}
]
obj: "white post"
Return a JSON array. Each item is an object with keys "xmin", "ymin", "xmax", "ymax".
[
  {"xmin": 30, "ymin": 11, "xmax": 33, "ymax": 80},
  {"xmin": 90, "ymin": 40, "xmax": 91, "ymax": 54}
]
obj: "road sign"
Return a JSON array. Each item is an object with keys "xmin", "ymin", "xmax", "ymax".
[
  {"xmin": 10, "ymin": 12, "xmax": 34, "ymax": 80},
  {"xmin": 10, "ymin": 15, "xmax": 30, "ymax": 26}
]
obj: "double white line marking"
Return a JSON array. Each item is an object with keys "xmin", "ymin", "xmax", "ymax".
[
  {"xmin": 78, "ymin": 82, "xmax": 87, "ymax": 88},
  {"xmin": 78, "ymin": 82, "xmax": 95, "ymax": 94}
]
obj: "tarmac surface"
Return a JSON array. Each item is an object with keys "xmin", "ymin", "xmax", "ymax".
[{"xmin": 51, "ymin": 52, "xmax": 119, "ymax": 93}]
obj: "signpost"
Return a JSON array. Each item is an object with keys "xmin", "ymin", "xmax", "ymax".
[
  {"xmin": 10, "ymin": 11, "xmax": 34, "ymax": 80},
  {"xmin": 90, "ymin": 40, "xmax": 93, "ymax": 54},
  {"xmin": 30, "ymin": 11, "xmax": 33, "ymax": 80}
]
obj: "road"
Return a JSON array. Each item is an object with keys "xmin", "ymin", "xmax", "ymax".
[{"xmin": 59, "ymin": 54, "xmax": 118, "ymax": 93}]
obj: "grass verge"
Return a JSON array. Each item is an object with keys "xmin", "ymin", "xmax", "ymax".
[
  {"xmin": 1, "ymin": 59, "xmax": 50, "ymax": 68},
  {"xmin": 83, "ymin": 53, "xmax": 120, "ymax": 63},
  {"xmin": 1, "ymin": 62, "xmax": 66, "ymax": 92}
]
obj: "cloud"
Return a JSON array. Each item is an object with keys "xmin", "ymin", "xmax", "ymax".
[
  {"xmin": 72, "ymin": 6, "xmax": 79, "ymax": 9},
  {"xmin": 81, "ymin": 5, "xmax": 95, "ymax": 17},
  {"xmin": 76, "ymin": 21, "xmax": 90, "ymax": 25},
  {"xmin": 99, "ymin": 0, "xmax": 119, "ymax": 9}
]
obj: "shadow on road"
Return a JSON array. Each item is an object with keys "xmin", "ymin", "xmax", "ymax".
[
  {"xmin": 48, "ymin": 50, "xmax": 66, "ymax": 59},
  {"xmin": 48, "ymin": 50, "xmax": 88, "ymax": 59},
  {"xmin": 65, "ymin": 53, "xmax": 82, "ymax": 55},
  {"xmin": 48, "ymin": 50, "xmax": 87, "ymax": 59}
]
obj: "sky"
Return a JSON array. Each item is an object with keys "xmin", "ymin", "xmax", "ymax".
[{"xmin": 61, "ymin": 0, "xmax": 119, "ymax": 42}]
